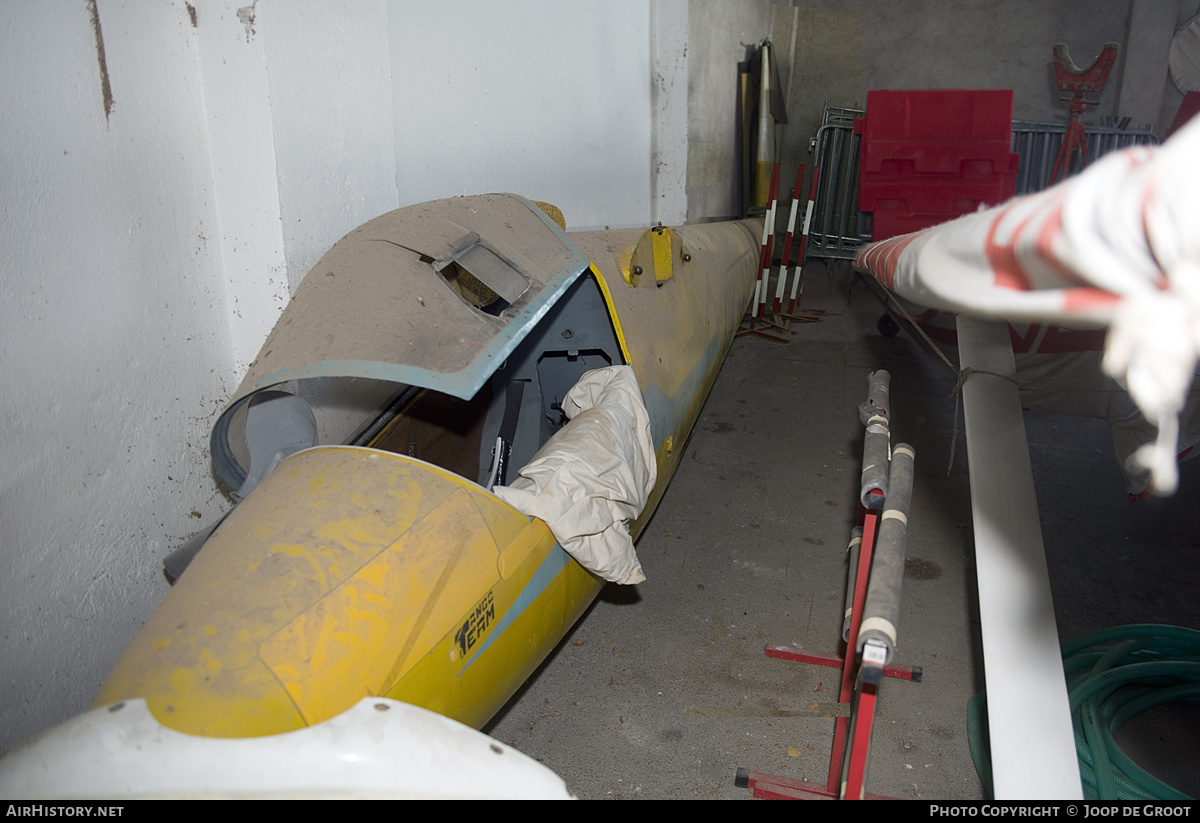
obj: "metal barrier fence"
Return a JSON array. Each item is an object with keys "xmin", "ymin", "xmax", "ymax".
[
  {"xmin": 1010, "ymin": 119, "xmax": 1158, "ymax": 195},
  {"xmin": 806, "ymin": 104, "xmax": 867, "ymax": 261}
]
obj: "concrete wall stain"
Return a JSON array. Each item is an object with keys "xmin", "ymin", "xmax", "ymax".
[
  {"xmin": 86, "ymin": 0, "xmax": 113, "ymax": 122},
  {"xmin": 237, "ymin": 1, "xmax": 257, "ymax": 42}
]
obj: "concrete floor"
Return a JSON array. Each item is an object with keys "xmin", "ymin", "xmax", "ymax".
[{"xmin": 485, "ymin": 264, "xmax": 1200, "ymax": 800}]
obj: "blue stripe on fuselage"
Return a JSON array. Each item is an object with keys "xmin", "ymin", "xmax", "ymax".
[{"xmin": 458, "ymin": 543, "xmax": 573, "ymax": 676}]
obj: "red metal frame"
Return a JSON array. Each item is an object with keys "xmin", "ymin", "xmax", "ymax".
[
  {"xmin": 763, "ymin": 647, "xmax": 917, "ymax": 682},
  {"xmin": 827, "ymin": 507, "xmax": 878, "ymax": 797},
  {"xmin": 1049, "ymin": 43, "xmax": 1117, "ymax": 184},
  {"xmin": 735, "ymin": 768, "xmax": 892, "ymax": 801},
  {"xmin": 844, "ymin": 670, "xmax": 884, "ymax": 799},
  {"xmin": 736, "ymin": 496, "xmax": 921, "ymax": 799},
  {"xmin": 735, "ymin": 313, "xmax": 791, "ymax": 343}
]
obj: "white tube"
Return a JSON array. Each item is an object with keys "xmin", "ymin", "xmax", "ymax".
[{"xmin": 956, "ymin": 315, "xmax": 1082, "ymax": 800}]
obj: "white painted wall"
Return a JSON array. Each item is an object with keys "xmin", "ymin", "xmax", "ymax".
[
  {"xmin": 0, "ymin": 1, "xmax": 234, "ymax": 749},
  {"xmin": 260, "ymin": 0, "xmax": 401, "ymax": 294},
  {"xmin": 388, "ymin": 0, "xmax": 654, "ymax": 230}
]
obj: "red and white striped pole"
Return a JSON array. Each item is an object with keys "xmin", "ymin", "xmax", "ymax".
[
  {"xmin": 755, "ymin": 163, "xmax": 781, "ymax": 319},
  {"xmin": 752, "ymin": 204, "xmax": 771, "ymax": 318},
  {"xmin": 786, "ymin": 166, "xmax": 821, "ymax": 316},
  {"xmin": 773, "ymin": 163, "xmax": 806, "ymax": 316}
]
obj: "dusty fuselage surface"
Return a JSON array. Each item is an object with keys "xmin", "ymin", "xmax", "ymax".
[{"xmin": 2, "ymin": 194, "xmax": 760, "ymax": 797}]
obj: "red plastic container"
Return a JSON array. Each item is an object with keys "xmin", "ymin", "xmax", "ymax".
[
  {"xmin": 859, "ymin": 89, "xmax": 1019, "ymax": 240},
  {"xmin": 862, "ymin": 89, "xmax": 1015, "ymax": 143}
]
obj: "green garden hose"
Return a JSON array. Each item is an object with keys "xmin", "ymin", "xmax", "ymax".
[{"xmin": 968, "ymin": 624, "xmax": 1200, "ymax": 800}]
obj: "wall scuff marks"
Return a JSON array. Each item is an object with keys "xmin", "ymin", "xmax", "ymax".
[
  {"xmin": 86, "ymin": 0, "xmax": 113, "ymax": 122},
  {"xmin": 237, "ymin": 2, "xmax": 257, "ymax": 42}
]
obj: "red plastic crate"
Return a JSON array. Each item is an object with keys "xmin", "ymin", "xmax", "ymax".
[
  {"xmin": 862, "ymin": 142, "xmax": 1019, "ymax": 178},
  {"xmin": 859, "ymin": 177, "xmax": 1014, "ymax": 213},
  {"xmin": 862, "ymin": 89, "xmax": 1014, "ymax": 143},
  {"xmin": 859, "ymin": 89, "xmax": 1019, "ymax": 240}
]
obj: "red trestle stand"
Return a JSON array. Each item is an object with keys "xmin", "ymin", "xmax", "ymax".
[{"xmin": 735, "ymin": 370, "xmax": 922, "ymax": 800}]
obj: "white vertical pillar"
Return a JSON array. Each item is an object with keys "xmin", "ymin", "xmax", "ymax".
[
  {"xmin": 650, "ymin": 0, "xmax": 689, "ymax": 226},
  {"xmin": 258, "ymin": 0, "xmax": 399, "ymax": 292},
  {"xmin": 1116, "ymin": 0, "xmax": 1179, "ymax": 134},
  {"xmin": 193, "ymin": 0, "xmax": 291, "ymax": 372}
]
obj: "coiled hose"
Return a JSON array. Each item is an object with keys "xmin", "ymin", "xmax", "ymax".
[{"xmin": 968, "ymin": 624, "xmax": 1200, "ymax": 800}]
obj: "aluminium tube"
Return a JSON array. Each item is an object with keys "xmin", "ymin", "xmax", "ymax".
[
  {"xmin": 860, "ymin": 369, "xmax": 891, "ymax": 422},
  {"xmin": 858, "ymin": 370, "xmax": 891, "ymax": 510},
  {"xmin": 856, "ymin": 443, "xmax": 915, "ymax": 665},
  {"xmin": 842, "ymin": 526, "xmax": 863, "ymax": 643}
]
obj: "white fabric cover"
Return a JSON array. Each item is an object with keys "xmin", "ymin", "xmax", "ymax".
[
  {"xmin": 493, "ymin": 365, "xmax": 656, "ymax": 585},
  {"xmin": 856, "ymin": 117, "xmax": 1200, "ymax": 495}
]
